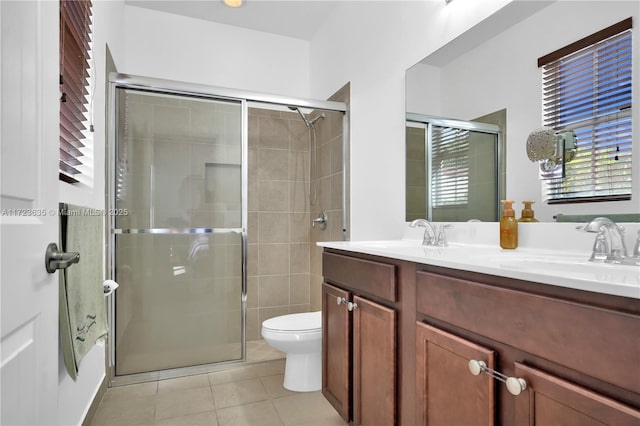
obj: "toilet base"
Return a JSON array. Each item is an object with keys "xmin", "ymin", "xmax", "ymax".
[{"xmin": 283, "ymin": 351, "xmax": 321, "ymax": 392}]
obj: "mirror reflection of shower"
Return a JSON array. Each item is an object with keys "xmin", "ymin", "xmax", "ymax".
[{"xmin": 288, "ymin": 106, "xmax": 325, "ymax": 206}]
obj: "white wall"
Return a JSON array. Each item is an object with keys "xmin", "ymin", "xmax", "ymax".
[
  {"xmin": 309, "ymin": 0, "xmax": 515, "ymax": 239},
  {"xmin": 119, "ymin": 1, "xmax": 516, "ymax": 241},
  {"xmin": 406, "ymin": 1, "xmax": 640, "ymax": 222},
  {"xmin": 57, "ymin": 1, "xmax": 125, "ymax": 424},
  {"xmin": 122, "ymin": 5, "xmax": 311, "ymax": 97}
]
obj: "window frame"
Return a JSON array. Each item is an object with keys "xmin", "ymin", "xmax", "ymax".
[{"xmin": 538, "ymin": 17, "xmax": 633, "ymax": 204}]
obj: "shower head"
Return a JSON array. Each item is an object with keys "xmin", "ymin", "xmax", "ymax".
[
  {"xmin": 288, "ymin": 106, "xmax": 325, "ymax": 128},
  {"xmin": 288, "ymin": 106, "xmax": 312, "ymax": 128}
]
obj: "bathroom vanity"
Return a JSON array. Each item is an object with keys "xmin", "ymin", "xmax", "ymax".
[{"xmin": 318, "ymin": 240, "xmax": 640, "ymax": 425}]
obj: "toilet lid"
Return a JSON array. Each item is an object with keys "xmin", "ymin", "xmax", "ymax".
[{"xmin": 262, "ymin": 311, "xmax": 321, "ymax": 332}]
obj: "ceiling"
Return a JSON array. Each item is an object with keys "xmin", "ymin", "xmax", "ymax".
[{"xmin": 124, "ymin": 0, "xmax": 341, "ymax": 41}]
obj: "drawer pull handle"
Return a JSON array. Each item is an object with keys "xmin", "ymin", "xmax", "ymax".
[
  {"xmin": 336, "ymin": 297, "xmax": 358, "ymax": 311},
  {"xmin": 468, "ymin": 360, "xmax": 527, "ymax": 396}
]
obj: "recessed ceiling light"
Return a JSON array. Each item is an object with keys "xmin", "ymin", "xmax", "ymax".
[{"xmin": 224, "ymin": 0, "xmax": 243, "ymax": 7}]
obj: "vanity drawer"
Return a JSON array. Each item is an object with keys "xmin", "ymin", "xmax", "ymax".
[
  {"xmin": 322, "ymin": 252, "xmax": 397, "ymax": 302},
  {"xmin": 416, "ymin": 270, "xmax": 640, "ymax": 394}
]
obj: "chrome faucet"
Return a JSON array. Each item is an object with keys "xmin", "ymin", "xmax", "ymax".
[
  {"xmin": 409, "ymin": 219, "xmax": 451, "ymax": 247},
  {"xmin": 578, "ymin": 217, "xmax": 638, "ymax": 265}
]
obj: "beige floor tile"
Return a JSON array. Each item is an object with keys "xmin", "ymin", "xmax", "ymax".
[
  {"xmin": 259, "ymin": 374, "xmax": 295, "ymax": 398},
  {"xmin": 251, "ymin": 359, "xmax": 285, "ymax": 377},
  {"xmin": 208, "ymin": 365, "xmax": 258, "ymax": 385},
  {"xmin": 90, "ymin": 394, "xmax": 157, "ymax": 426},
  {"xmin": 247, "ymin": 339, "xmax": 285, "ymax": 363},
  {"xmin": 158, "ymin": 373, "xmax": 210, "ymax": 393},
  {"xmin": 154, "ymin": 410, "xmax": 218, "ymax": 426},
  {"xmin": 212, "ymin": 378, "xmax": 269, "ymax": 409},
  {"xmin": 155, "ymin": 387, "xmax": 215, "ymax": 421},
  {"xmin": 272, "ymin": 392, "xmax": 347, "ymax": 426},
  {"xmin": 216, "ymin": 400, "xmax": 283, "ymax": 426},
  {"xmin": 103, "ymin": 381, "xmax": 158, "ymax": 402}
]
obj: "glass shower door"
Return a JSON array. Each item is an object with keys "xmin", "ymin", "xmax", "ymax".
[{"xmin": 112, "ymin": 88, "xmax": 245, "ymax": 376}]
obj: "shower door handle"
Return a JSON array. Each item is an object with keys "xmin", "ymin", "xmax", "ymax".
[{"xmin": 45, "ymin": 243, "xmax": 80, "ymax": 273}]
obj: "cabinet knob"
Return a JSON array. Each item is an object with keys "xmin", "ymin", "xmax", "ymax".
[
  {"xmin": 468, "ymin": 359, "xmax": 486, "ymax": 376},
  {"xmin": 505, "ymin": 377, "xmax": 527, "ymax": 396},
  {"xmin": 336, "ymin": 297, "xmax": 357, "ymax": 311},
  {"xmin": 468, "ymin": 359, "xmax": 527, "ymax": 397}
]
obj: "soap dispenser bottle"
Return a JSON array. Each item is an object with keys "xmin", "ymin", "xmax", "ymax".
[
  {"xmin": 518, "ymin": 201, "xmax": 539, "ymax": 222},
  {"xmin": 500, "ymin": 200, "xmax": 518, "ymax": 249}
]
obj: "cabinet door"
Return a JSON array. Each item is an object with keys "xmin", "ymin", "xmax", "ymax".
[
  {"xmin": 416, "ymin": 322, "xmax": 496, "ymax": 426},
  {"xmin": 322, "ymin": 283, "xmax": 350, "ymax": 421},
  {"xmin": 514, "ymin": 362, "xmax": 640, "ymax": 425},
  {"xmin": 353, "ymin": 295, "xmax": 397, "ymax": 426}
]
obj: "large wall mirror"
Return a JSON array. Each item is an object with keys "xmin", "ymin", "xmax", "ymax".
[{"xmin": 406, "ymin": 0, "xmax": 639, "ymax": 222}]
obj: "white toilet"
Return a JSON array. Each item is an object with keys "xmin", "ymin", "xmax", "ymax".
[{"xmin": 261, "ymin": 311, "xmax": 322, "ymax": 392}]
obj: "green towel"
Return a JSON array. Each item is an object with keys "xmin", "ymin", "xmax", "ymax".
[{"xmin": 59, "ymin": 203, "xmax": 108, "ymax": 380}]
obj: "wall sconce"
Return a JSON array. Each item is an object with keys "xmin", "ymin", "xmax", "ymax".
[{"xmin": 526, "ymin": 127, "xmax": 577, "ymax": 177}]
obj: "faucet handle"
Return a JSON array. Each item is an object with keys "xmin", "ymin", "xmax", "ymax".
[
  {"xmin": 590, "ymin": 230, "xmax": 609, "ymax": 262},
  {"xmin": 633, "ymin": 230, "xmax": 640, "ymax": 258},
  {"xmin": 437, "ymin": 224, "xmax": 452, "ymax": 247}
]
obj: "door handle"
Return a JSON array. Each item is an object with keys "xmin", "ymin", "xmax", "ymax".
[{"xmin": 45, "ymin": 243, "xmax": 80, "ymax": 273}]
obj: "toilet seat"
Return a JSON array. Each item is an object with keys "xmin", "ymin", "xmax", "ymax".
[{"xmin": 262, "ymin": 311, "xmax": 321, "ymax": 334}]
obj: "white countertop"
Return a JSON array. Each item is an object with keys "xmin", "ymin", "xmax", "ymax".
[{"xmin": 317, "ymin": 238, "xmax": 640, "ymax": 300}]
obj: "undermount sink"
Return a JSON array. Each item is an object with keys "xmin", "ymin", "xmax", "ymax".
[
  {"xmin": 478, "ymin": 251, "xmax": 588, "ymax": 265},
  {"xmin": 348, "ymin": 240, "xmax": 423, "ymax": 248},
  {"xmin": 476, "ymin": 251, "xmax": 640, "ymax": 285}
]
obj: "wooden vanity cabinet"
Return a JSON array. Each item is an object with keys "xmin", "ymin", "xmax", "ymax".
[
  {"xmin": 415, "ymin": 322, "xmax": 496, "ymax": 426},
  {"xmin": 321, "ymin": 252, "xmax": 398, "ymax": 426},
  {"xmin": 415, "ymin": 269, "xmax": 640, "ymax": 425},
  {"xmin": 322, "ymin": 283, "xmax": 350, "ymax": 421},
  {"xmin": 320, "ymin": 248, "xmax": 640, "ymax": 425},
  {"xmin": 514, "ymin": 362, "xmax": 640, "ymax": 426}
]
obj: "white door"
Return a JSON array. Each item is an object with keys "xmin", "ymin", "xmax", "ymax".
[{"xmin": 1, "ymin": 1, "xmax": 60, "ymax": 424}]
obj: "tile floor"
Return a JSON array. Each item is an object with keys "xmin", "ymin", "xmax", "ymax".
[{"xmin": 91, "ymin": 351, "xmax": 346, "ymax": 425}]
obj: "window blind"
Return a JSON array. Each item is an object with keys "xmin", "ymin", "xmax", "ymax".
[
  {"xmin": 431, "ymin": 126, "xmax": 469, "ymax": 207},
  {"xmin": 59, "ymin": 0, "xmax": 92, "ymax": 183},
  {"xmin": 540, "ymin": 21, "xmax": 632, "ymax": 203}
]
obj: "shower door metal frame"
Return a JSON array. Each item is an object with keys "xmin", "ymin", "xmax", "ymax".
[{"xmin": 106, "ymin": 73, "xmax": 348, "ymax": 386}]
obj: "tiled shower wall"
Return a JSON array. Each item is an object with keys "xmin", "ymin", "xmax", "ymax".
[
  {"xmin": 406, "ymin": 126, "xmax": 427, "ymax": 221},
  {"xmin": 310, "ymin": 83, "xmax": 350, "ymax": 313},
  {"xmin": 247, "ymin": 82, "xmax": 349, "ymax": 338},
  {"xmin": 246, "ymin": 107, "xmax": 313, "ymax": 340}
]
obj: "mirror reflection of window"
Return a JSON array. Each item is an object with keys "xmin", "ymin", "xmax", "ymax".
[{"xmin": 431, "ymin": 126, "xmax": 470, "ymax": 208}]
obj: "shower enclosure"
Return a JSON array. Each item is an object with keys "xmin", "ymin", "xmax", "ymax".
[
  {"xmin": 406, "ymin": 113, "xmax": 503, "ymax": 222},
  {"xmin": 107, "ymin": 74, "xmax": 348, "ymax": 383}
]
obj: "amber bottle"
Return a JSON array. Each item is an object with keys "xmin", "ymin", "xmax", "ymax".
[{"xmin": 500, "ymin": 200, "xmax": 518, "ymax": 249}]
